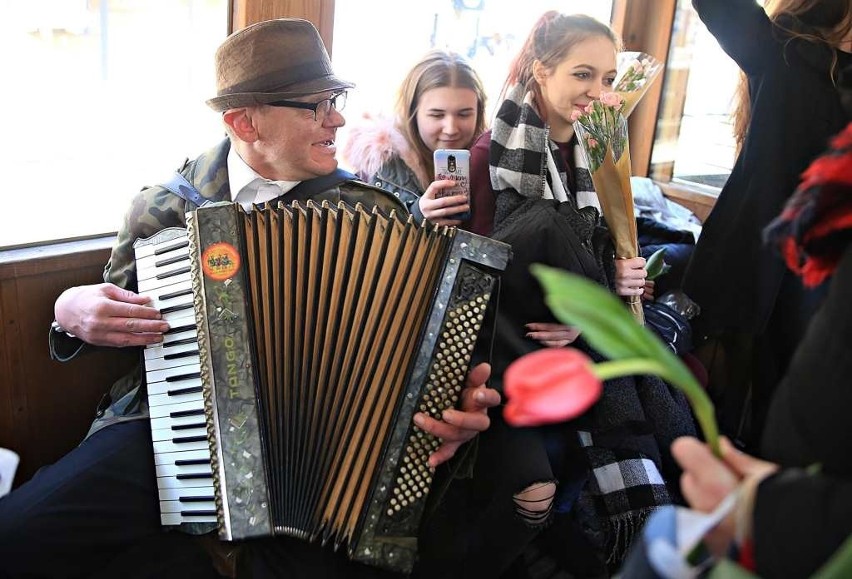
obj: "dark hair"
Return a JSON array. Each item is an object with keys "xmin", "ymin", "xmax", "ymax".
[
  {"xmin": 395, "ymin": 50, "xmax": 487, "ymax": 185},
  {"xmin": 502, "ymin": 11, "xmax": 622, "ymax": 106}
]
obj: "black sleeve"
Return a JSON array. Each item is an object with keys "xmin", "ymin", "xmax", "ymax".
[
  {"xmin": 692, "ymin": 0, "xmax": 780, "ymax": 75},
  {"xmin": 754, "ymin": 246, "xmax": 852, "ymax": 577},
  {"xmin": 754, "ymin": 470, "xmax": 852, "ymax": 578}
]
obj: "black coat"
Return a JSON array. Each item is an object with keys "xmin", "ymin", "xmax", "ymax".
[
  {"xmin": 683, "ymin": 0, "xmax": 852, "ymax": 336},
  {"xmin": 753, "ymin": 244, "xmax": 852, "ymax": 578}
]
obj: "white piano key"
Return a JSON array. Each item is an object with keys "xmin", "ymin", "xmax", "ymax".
[
  {"xmin": 153, "ymin": 437, "xmax": 210, "ymax": 455},
  {"xmin": 155, "ymin": 461, "xmax": 213, "ymax": 479},
  {"xmin": 146, "ymin": 362, "xmax": 201, "ymax": 385},
  {"xmin": 148, "ymin": 389, "xmax": 205, "ymax": 410},
  {"xmin": 149, "ymin": 399, "xmax": 205, "ymax": 420},
  {"xmin": 135, "ymin": 232, "xmax": 188, "ymax": 260},
  {"xmin": 139, "ymin": 280, "xmax": 194, "ymax": 311},
  {"xmin": 151, "ymin": 423, "xmax": 208, "ymax": 443},
  {"xmin": 147, "ymin": 376, "xmax": 203, "ymax": 396},
  {"xmin": 150, "ymin": 413, "xmax": 207, "ymax": 433},
  {"xmin": 160, "ymin": 512, "xmax": 218, "ymax": 526},
  {"xmin": 138, "ymin": 269, "xmax": 192, "ymax": 294},
  {"xmin": 153, "ymin": 447, "xmax": 211, "ymax": 466},
  {"xmin": 157, "ymin": 473, "xmax": 216, "ymax": 491},
  {"xmin": 160, "ymin": 499, "xmax": 218, "ymax": 514},
  {"xmin": 162, "ymin": 308, "xmax": 196, "ymax": 325},
  {"xmin": 143, "ymin": 352, "xmax": 200, "ymax": 373},
  {"xmin": 161, "ymin": 327, "xmax": 198, "ymax": 346}
]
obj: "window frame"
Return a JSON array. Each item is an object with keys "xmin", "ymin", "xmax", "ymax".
[{"xmin": 1, "ymin": 0, "xmax": 719, "ymax": 255}]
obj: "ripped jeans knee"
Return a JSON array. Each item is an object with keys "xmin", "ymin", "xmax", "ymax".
[{"xmin": 512, "ymin": 480, "xmax": 556, "ymax": 527}]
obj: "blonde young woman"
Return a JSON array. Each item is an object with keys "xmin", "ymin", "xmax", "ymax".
[
  {"xmin": 682, "ymin": 0, "xmax": 852, "ymax": 454},
  {"xmin": 342, "ymin": 50, "xmax": 487, "ymax": 227}
]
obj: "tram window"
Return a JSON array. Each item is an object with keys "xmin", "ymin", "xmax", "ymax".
[
  {"xmin": 649, "ymin": 0, "xmax": 740, "ymax": 193},
  {"xmin": 1, "ymin": 0, "xmax": 228, "ymax": 248},
  {"xmin": 331, "ymin": 0, "xmax": 614, "ymax": 169}
]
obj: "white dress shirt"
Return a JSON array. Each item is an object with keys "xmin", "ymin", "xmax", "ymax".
[{"xmin": 227, "ymin": 147, "xmax": 300, "ymax": 210}]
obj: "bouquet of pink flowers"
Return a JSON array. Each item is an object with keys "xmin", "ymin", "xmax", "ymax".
[
  {"xmin": 572, "ymin": 92, "xmax": 643, "ymax": 323},
  {"xmin": 614, "ymin": 51, "xmax": 663, "ymax": 118}
]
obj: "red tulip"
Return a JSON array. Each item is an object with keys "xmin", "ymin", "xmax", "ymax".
[{"xmin": 503, "ymin": 348, "xmax": 603, "ymax": 427}]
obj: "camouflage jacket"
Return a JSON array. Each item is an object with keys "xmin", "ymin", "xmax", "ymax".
[{"xmin": 50, "ymin": 138, "xmax": 407, "ymax": 437}]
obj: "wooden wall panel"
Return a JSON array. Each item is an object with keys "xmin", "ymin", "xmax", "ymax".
[
  {"xmin": 0, "ymin": 248, "xmax": 136, "ymax": 487},
  {"xmin": 611, "ymin": 0, "xmax": 677, "ymax": 177},
  {"xmin": 231, "ymin": 0, "xmax": 336, "ymax": 53}
]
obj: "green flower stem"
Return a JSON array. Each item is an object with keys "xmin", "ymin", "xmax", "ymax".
[
  {"xmin": 592, "ymin": 358, "xmax": 721, "ymax": 457},
  {"xmin": 592, "ymin": 359, "xmax": 668, "ymax": 381}
]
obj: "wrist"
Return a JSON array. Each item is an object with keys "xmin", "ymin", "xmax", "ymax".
[{"xmin": 51, "ymin": 319, "xmax": 76, "ymax": 338}]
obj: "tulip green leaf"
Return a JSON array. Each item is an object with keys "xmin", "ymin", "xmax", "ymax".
[
  {"xmin": 646, "ymin": 247, "xmax": 671, "ymax": 281},
  {"xmin": 531, "ymin": 263, "xmax": 720, "ymax": 456},
  {"xmin": 707, "ymin": 560, "xmax": 759, "ymax": 578},
  {"xmin": 812, "ymin": 534, "xmax": 852, "ymax": 579}
]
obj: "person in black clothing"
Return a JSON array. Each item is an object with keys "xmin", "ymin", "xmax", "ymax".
[
  {"xmin": 673, "ymin": 117, "xmax": 852, "ymax": 579},
  {"xmin": 683, "ymin": 0, "xmax": 852, "ymax": 453}
]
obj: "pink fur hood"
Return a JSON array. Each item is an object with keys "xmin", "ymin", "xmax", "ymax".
[{"xmin": 340, "ymin": 113, "xmax": 431, "ymax": 189}]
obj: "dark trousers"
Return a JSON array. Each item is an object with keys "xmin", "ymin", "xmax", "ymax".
[
  {"xmin": 0, "ymin": 419, "xmax": 407, "ymax": 579},
  {"xmin": 0, "ymin": 419, "xmax": 219, "ymax": 579}
]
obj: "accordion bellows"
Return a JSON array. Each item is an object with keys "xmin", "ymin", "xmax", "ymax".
[{"xmin": 146, "ymin": 200, "xmax": 510, "ymax": 572}]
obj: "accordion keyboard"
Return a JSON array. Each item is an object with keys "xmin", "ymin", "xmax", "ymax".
[{"xmin": 135, "ymin": 229, "xmax": 217, "ymax": 526}]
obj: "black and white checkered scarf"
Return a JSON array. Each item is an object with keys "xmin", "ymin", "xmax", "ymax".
[
  {"xmin": 487, "ymin": 85, "xmax": 695, "ymax": 568},
  {"xmin": 490, "ymin": 84, "xmax": 598, "ymax": 210}
]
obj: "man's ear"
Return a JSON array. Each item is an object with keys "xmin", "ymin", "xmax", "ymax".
[{"xmin": 223, "ymin": 108, "xmax": 258, "ymax": 142}]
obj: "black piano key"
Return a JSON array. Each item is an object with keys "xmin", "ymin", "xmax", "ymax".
[
  {"xmin": 174, "ymin": 458, "xmax": 210, "ymax": 466},
  {"xmin": 173, "ymin": 435, "xmax": 208, "ymax": 444},
  {"xmin": 164, "ymin": 349, "xmax": 199, "ymax": 361},
  {"xmin": 181, "ymin": 510, "xmax": 217, "ymax": 517},
  {"xmin": 158, "ymin": 287, "xmax": 193, "ymax": 301},
  {"xmin": 176, "ymin": 472, "xmax": 214, "ymax": 480},
  {"xmin": 156, "ymin": 265, "xmax": 191, "ymax": 281},
  {"xmin": 170, "ymin": 408, "xmax": 205, "ymax": 418},
  {"xmin": 165, "ymin": 371, "xmax": 201, "ymax": 383},
  {"xmin": 155, "ymin": 254, "xmax": 190, "ymax": 268},
  {"xmin": 179, "ymin": 496, "xmax": 216, "ymax": 503},
  {"xmin": 160, "ymin": 303, "xmax": 193, "ymax": 315},
  {"xmin": 172, "ymin": 422, "xmax": 206, "ymax": 431},
  {"xmin": 154, "ymin": 239, "xmax": 189, "ymax": 256},
  {"xmin": 164, "ymin": 323, "xmax": 195, "ymax": 335},
  {"xmin": 163, "ymin": 338, "xmax": 198, "ymax": 350},
  {"xmin": 167, "ymin": 386, "xmax": 203, "ymax": 397}
]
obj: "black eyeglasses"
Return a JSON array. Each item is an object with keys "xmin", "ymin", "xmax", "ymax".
[{"xmin": 267, "ymin": 91, "xmax": 347, "ymax": 121}]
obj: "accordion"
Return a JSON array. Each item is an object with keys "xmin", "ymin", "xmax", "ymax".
[{"xmin": 134, "ymin": 201, "xmax": 510, "ymax": 572}]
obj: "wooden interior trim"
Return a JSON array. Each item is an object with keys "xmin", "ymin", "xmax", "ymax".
[
  {"xmin": 612, "ymin": 0, "xmax": 677, "ymax": 177},
  {"xmin": 0, "ymin": 237, "xmax": 114, "ymax": 281},
  {"xmin": 656, "ymin": 180, "xmax": 718, "ymax": 223},
  {"xmin": 230, "ymin": 0, "xmax": 337, "ymax": 53}
]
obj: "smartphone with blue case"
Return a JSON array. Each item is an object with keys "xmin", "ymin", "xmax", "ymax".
[{"xmin": 433, "ymin": 149, "xmax": 471, "ymax": 221}]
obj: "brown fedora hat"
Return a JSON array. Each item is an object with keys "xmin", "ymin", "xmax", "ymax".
[{"xmin": 206, "ymin": 18, "xmax": 354, "ymax": 112}]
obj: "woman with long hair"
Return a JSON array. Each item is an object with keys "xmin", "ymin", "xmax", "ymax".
[
  {"xmin": 342, "ymin": 50, "xmax": 487, "ymax": 226},
  {"xmin": 682, "ymin": 0, "xmax": 852, "ymax": 454},
  {"xmin": 419, "ymin": 12, "xmax": 696, "ymax": 578}
]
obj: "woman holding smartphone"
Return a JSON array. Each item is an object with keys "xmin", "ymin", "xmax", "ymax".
[{"xmin": 342, "ymin": 50, "xmax": 486, "ymax": 226}]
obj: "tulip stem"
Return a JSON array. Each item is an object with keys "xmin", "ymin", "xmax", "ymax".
[
  {"xmin": 591, "ymin": 359, "xmax": 667, "ymax": 381},
  {"xmin": 592, "ymin": 357, "xmax": 721, "ymax": 458}
]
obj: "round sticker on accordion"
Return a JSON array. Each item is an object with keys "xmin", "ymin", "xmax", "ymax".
[{"xmin": 201, "ymin": 242, "xmax": 241, "ymax": 281}]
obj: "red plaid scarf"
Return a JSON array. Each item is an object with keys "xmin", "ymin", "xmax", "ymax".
[{"xmin": 765, "ymin": 122, "xmax": 852, "ymax": 287}]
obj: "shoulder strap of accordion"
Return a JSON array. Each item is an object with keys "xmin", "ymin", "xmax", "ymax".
[
  {"xmin": 287, "ymin": 168, "xmax": 357, "ymax": 200},
  {"xmin": 161, "ymin": 172, "xmax": 210, "ymax": 208}
]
